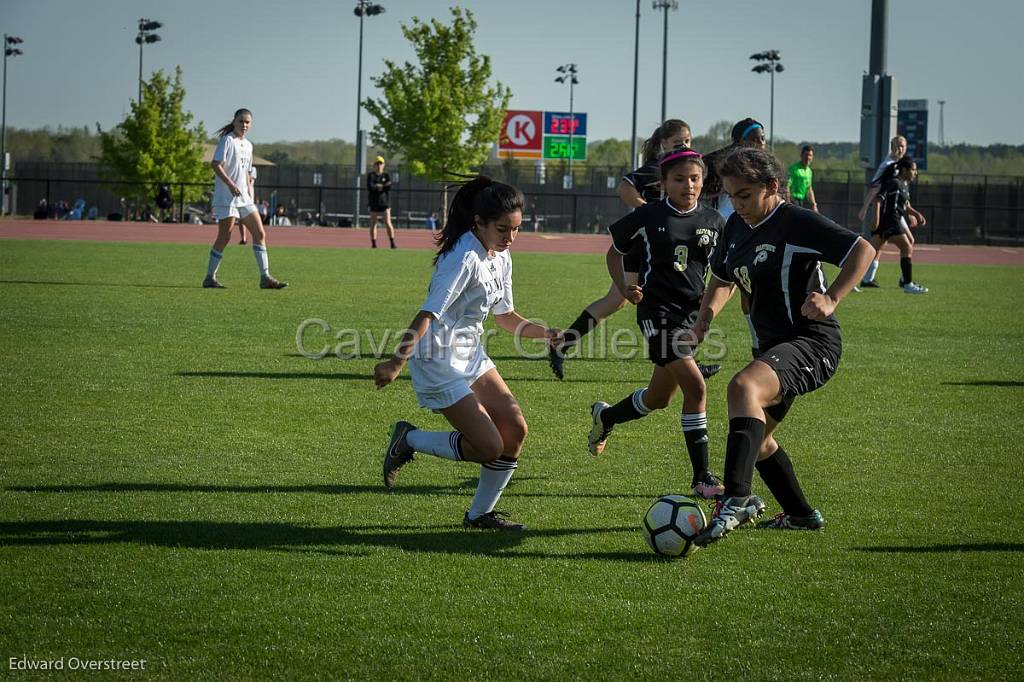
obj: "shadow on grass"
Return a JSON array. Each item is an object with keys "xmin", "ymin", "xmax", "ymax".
[
  {"xmin": 282, "ymin": 352, "xmax": 638, "ymax": 363},
  {"xmin": 0, "ymin": 518, "xmax": 658, "ymax": 562},
  {"xmin": 7, "ymin": 480, "xmax": 650, "ymax": 500},
  {"xmin": 177, "ymin": 370, "xmax": 622, "ymax": 383},
  {"xmin": 0, "ymin": 278, "xmax": 195, "ymax": 290},
  {"xmin": 855, "ymin": 542, "xmax": 1024, "ymax": 553},
  {"xmin": 941, "ymin": 380, "xmax": 1024, "ymax": 387}
]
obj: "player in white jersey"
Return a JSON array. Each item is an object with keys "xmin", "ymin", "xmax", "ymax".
[
  {"xmin": 374, "ymin": 177, "xmax": 562, "ymax": 531},
  {"xmin": 202, "ymin": 109, "xmax": 287, "ymax": 289}
]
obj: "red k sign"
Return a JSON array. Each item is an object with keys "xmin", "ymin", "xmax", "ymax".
[{"xmin": 499, "ymin": 110, "xmax": 542, "ymax": 151}]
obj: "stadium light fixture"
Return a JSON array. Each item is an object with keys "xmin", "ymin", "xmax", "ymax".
[
  {"xmin": 136, "ymin": 18, "xmax": 163, "ymax": 104},
  {"xmin": 652, "ymin": 0, "xmax": 678, "ymax": 122},
  {"xmin": 554, "ymin": 64, "xmax": 579, "ymax": 189},
  {"xmin": 750, "ymin": 50, "xmax": 784, "ymax": 150},
  {"xmin": 353, "ymin": 1, "xmax": 386, "ymax": 228},
  {"xmin": 2, "ymin": 34, "xmax": 24, "ymax": 216}
]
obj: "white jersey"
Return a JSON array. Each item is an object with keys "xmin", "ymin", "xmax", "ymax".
[
  {"xmin": 408, "ymin": 231, "xmax": 513, "ymax": 408},
  {"xmin": 212, "ymin": 134, "xmax": 257, "ymax": 207}
]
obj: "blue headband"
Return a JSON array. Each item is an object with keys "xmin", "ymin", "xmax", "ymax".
[{"xmin": 740, "ymin": 122, "xmax": 763, "ymax": 140}]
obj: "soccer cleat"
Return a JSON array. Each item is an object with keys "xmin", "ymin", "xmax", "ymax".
[
  {"xmin": 690, "ymin": 471, "xmax": 726, "ymax": 499},
  {"xmin": 463, "ymin": 510, "xmax": 527, "ymax": 531},
  {"xmin": 860, "ymin": 279, "xmax": 880, "ymax": 288},
  {"xmin": 903, "ymin": 282, "xmax": 928, "ymax": 294},
  {"xmin": 383, "ymin": 421, "xmax": 416, "ymax": 488},
  {"xmin": 202, "ymin": 276, "xmax": 225, "ymax": 289},
  {"xmin": 548, "ymin": 345, "xmax": 565, "ymax": 380},
  {"xmin": 260, "ymin": 275, "xmax": 288, "ymax": 289},
  {"xmin": 757, "ymin": 509, "xmax": 826, "ymax": 531},
  {"xmin": 852, "ymin": 286, "xmax": 862, "ymax": 293},
  {"xmin": 588, "ymin": 401, "xmax": 613, "ymax": 456},
  {"xmin": 693, "ymin": 494, "xmax": 767, "ymax": 546},
  {"xmin": 698, "ymin": 363, "xmax": 722, "ymax": 380}
]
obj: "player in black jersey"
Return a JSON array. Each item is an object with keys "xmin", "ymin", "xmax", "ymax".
[
  {"xmin": 587, "ymin": 147, "xmax": 727, "ymax": 498},
  {"xmin": 548, "ymin": 120, "xmax": 721, "ymax": 382},
  {"xmin": 868, "ymin": 157, "xmax": 928, "ymax": 293},
  {"xmin": 690, "ymin": 147, "xmax": 874, "ymax": 544}
]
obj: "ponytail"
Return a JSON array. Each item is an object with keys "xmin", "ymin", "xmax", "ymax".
[
  {"xmin": 216, "ymin": 108, "xmax": 252, "ymax": 137},
  {"xmin": 641, "ymin": 119, "xmax": 691, "ymax": 165},
  {"xmin": 434, "ymin": 176, "xmax": 524, "ymax": 264}
]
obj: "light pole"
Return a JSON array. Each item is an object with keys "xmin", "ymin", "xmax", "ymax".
[
  {"xmin": 629, "ymin": 0, "xmax": 641, "ymax": 167},
  {"xmin": 652, "ymin": 0, "xmax": 678, "ymax": 123},
  {"xmin": 937, "ymin": 99, "xmax": 946, "ymax": 147},
  {"xmin": 554, "ymin": 64, "xmax": 579, "ymax": 189},
  {"xmin": 136, "ymin": 19, "xmax": 162, "ymax": 103},
  {"xmin": 750, "ymin": 50, "xmax": 783, "ymax": 150},
  {"xmin": 2, "ymin": 34, "xmax": 23, "ymax": 216},
  {"xmin": 352, "ymin": 1, "xmax": 384, "ymax": 228}
]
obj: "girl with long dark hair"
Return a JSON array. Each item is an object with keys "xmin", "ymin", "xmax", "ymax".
[{"xmin": 374, "ymin": 176, "xmax": 562, "ymax": 531}]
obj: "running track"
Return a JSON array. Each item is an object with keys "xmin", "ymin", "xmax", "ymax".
[{"xmin": 1, "ymin": 219, "xmax": 1021, "ymax": 266}]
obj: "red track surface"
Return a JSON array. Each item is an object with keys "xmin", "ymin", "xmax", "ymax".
[{"xmin": 1, "ymin": 219, "xmax": 1021, "ymax": 266}]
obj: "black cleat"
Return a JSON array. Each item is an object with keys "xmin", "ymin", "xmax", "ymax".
[
  {"xmin": 202, "ymin": 276, "xmax": 225, "ymax": 289},
  {"xmin": 260, "ymin": 275, "xmax": 288, "ymax": 289},
  {"xmin": 548, "ymin": 346, "xmax": 565, "ymax": 380},
  {"xmin": 383, "ymin": 421, "xmax": 416, "ymax": 488},
  {"xmin": 698, "ymin": 363, "xmax": 721, "ymax": 380},
  {"xmin": 463, "ymin": 510, "xmax": 526, "ymax": 531},
  {"xmin": 860, "ymin": 279, "xmax": 880, "ymax": 288}
]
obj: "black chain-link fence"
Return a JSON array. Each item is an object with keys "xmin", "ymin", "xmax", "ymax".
[{"xmin": 7, "ymin": 161, "xmax": 1023, "ymax": 245}]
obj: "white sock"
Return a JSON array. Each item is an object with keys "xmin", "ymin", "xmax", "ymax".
[
  {"xmin": 253, "ymin": 244, "xmax": 269, "ymax": 277},
  {"xmin": 407, "ymin": 429, "xmax": 464, "ymax": 461},
  {"xmin": 865, "ymin": 260, "xmax": 879, "ymax": 282},
  {"xmin": 206, "ymin": 249, "xmax": 222, "ymax": 278},
  {"xmin": 680, "ymin": 412, "xmax": 708, "ymax": 435},
  {"xmin": 467, "ymin": 458, "xmax": 517, "ymax": 519}
]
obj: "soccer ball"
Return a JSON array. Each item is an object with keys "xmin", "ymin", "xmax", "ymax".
[{"xmin": 642, "ymin": 494, "xmax": 707, "ymax": 558}]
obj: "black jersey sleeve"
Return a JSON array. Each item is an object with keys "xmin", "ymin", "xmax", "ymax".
[
  {"xmin": 791, "ymin": 208, "xmax": 861, "ymax": 267},
  {"xmin": 708, "ymin": 214, "xmax": 739, "ymax": 282},
  {"xmin": 607, "ymin": 209, "xmax": 646, "ymax": 256}
]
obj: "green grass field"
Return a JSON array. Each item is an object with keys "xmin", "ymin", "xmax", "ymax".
[{"xmin": 2, "ymin": 239, "xmax": 1022, "ymax": 680}]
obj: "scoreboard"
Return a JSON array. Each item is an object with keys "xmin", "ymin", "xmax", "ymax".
[
  {"xmin": 897, "ymin": 99, "xmax": 929, "ymax": 171},
  {"xmin": 498, "ymin": 110, "xmax": 587, "ymax": 161}
]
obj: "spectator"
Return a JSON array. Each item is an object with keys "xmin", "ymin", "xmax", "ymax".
[
  {"xmin": 425, "ymin": 211, "xmax": 438, "ymax": 231},
  {"xmin": 33, "ymin": 199, "xmax": 47, "ymax": 220},
  {"xmin": 270, "ymin": 204, "xmax": 292, "ymax": 226}
]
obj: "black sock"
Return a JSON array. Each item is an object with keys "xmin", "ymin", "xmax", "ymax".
[
  {"xmin": 723, "ymin": 417, "xmax": 764, "ymax": 498},
  {"xmin": 390, "ymin": 237, "xmax": 396, "ymax": 248},
  {"xmin": 755, "ymin": 446, "xmax": 814, "ymax": 517},
  {"xmin": 681, "ymin": 413, "xmax": 709, "ymax": 483},
  {"xmin": 371, "ymin": 239, "xmax": 378, "ymax": 248},
  {"xmin": 601, "ymin": 389, "xmax": 651, "ymax": 426},
  {"xmin": 561, "ymin": 310, "xmax": 598, "ymax": 350},
  {"xmin": 900, "ymin": 257, "xmax": 912, "ymax": 284}
]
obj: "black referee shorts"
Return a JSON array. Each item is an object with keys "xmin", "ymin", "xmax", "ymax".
[
  {"xmin": 756, "ymin": 335, "xmax": 842, "ymax": 422},
  {"xmin": 638, "ymin": 308, "xmax": 698, "ymax": 367}
]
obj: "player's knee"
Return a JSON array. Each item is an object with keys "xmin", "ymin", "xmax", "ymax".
[
  {"xmin": 476, "ymin": 433, "xmax": 506, "ymax": 462},
  {"xmin": 501, "ymin": 419, "xmax": 528, "ymax": 457},
  {"xmin": 727, "ymin": 371, "xmax": 763, "ymax": 405}
]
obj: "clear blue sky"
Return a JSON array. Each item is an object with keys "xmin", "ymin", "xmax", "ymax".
[{"xmin": 1, "ymin": 0, "xmax": 1020, "ymax": 146}]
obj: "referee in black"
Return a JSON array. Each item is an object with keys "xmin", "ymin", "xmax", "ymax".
[{"xmin": 691, "ymin": 147, "xmax": 874, "ymax": 545}]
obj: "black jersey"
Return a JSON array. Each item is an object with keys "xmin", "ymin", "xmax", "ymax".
[
  {"xmin": 700, "ymin": 144, "xmax": 735, "ymax": 203},
  {"xmin": 710, "ymin": 202, "xmax": 860, "ymax": 350},
  {"xmin": 622, "ymin": 161, "xmax": 663, "ymax": 203},
  {"xmin": 609, "ymin": 199, "xmax": 724, "ymax": 316},
  {"xmin": 367, "ymin": 171, "xmax": 391, "ymax": 208},
  {"xmin": 878, "ymin": 175, "xmax": 910, "ymax": 229}
]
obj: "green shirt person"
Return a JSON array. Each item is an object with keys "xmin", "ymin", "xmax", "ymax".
[{"xmin": 787, "ymin": 145, "xmax": 817, "ymax": 212}]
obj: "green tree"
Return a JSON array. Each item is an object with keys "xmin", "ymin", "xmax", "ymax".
[
  {"xmin": 364, "ymin": 7, "xmax": 511, "ymax": 180},
  {"xmin": 98, "ymin": 67, "xmax": 209, "ymax": 207}
]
